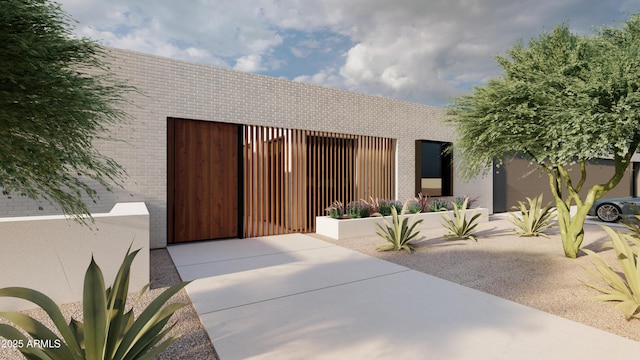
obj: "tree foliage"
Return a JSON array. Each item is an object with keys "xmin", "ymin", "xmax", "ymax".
[
  {"xmin": 447, "ymin": 15, "xmax": 640, "ymax": 258},
  {"xmin": 0, "ymin": 0, "xmax": 133, "ymax": 221}
]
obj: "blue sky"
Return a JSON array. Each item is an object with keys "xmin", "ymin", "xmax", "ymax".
[{"xmin": 58, "ymin": 0, "xmax": 640, "ymax": 107}]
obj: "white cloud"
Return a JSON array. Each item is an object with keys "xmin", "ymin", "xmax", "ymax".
[
  {"xmin": 293, "ymin": 67, "xmax": 343, "ymax": 88},
  {"xmin": 273, "ymin": 0, "xmax": 638, "ymax": 104},
  {"xmin": 234, "ymin": 54, "xmax": 265, "ymax": 72},
  {"xmin": 58, "ymin": 0, "xmax": 639, "ymax": 106},
  {"xmin": 60, "ymin": 0, "xmax": 284, "ymax": 67}
]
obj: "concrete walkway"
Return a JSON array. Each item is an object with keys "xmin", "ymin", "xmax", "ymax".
[{"xmin": 168, "ymin": 234, "xmax": 640, "ymax": 360}]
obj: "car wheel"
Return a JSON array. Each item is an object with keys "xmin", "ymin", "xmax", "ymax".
[{"xmin": 596, "ymin": 203, "xmax": 622, "ymax": 222}]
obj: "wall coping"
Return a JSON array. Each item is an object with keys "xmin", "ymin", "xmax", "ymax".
[{"xmin": 0, "ymin": 202, "xmax": 149, "ymax": 223}]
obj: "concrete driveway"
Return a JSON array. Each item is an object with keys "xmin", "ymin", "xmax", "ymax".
[{"xmin": 168, "ymin": 233, "xmax": 640, "ymax": 360}]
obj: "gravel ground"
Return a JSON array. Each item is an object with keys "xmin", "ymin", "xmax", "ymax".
[
  {"xmin": 312, "ymin": 215, "xmax": 640, "ymax": 342},
  {"xmin": 0, "ymin": 249, "xmax": 218, "ymax": 360},
  {"xmin": 2, "ymin": 215, "xmax": 639, "ymax": 360}
]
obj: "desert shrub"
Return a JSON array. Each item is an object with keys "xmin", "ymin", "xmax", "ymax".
[
  {"xmin": 392, "ymin": 200, "xmax": 403, "ymax": 213},
  {"xmin": 453, "ymin": 195, "xmax": 479, "ymax": 209},
  {"xmin": 346, "ymin": 201, "xmax": 372, "ymax": 218},
  {"xmin": 325, "ymin": 201, "xmax": 345, "ymax": 219},
  {"xmin": 375, "ymin": 200, "xmax": 424, "ymax": 253},
  {"xmin": 452, "ymin": 196, "xmax": 467, "ymax": 209},
  {"xmin": 441, "ymin": 198, "xmax": 481, "ymax": 241},
  {"xmin": 428, "ymin": 198, "xmax": 449, "ymax": 212},
  {"xmin": 509, "ymin": 194, "xmax": 556, "ymax": 237},
  {"xmin": 407, "ymin": 199, "xmax": 422, "ymax": 214},
  {"xmin": 376, "ymin": 200, "xmax": 393, "ymax": 216},
  {"xmin": 360, "ymin": 197, "xmax": 380, "ymax": 214}
]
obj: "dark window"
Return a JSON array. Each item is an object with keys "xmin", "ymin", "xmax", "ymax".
[{"xmin": 415, "ymin": 140, "xmax": 453, "ymax": 196}]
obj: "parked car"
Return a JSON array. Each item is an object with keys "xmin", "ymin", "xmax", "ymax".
[{"xmin": 588, "ymin": 197, "xmax": 640, "ymax": 222}]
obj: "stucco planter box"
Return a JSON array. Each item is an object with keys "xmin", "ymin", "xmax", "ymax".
[
  {"xmin": 0, "ymin": 202, "xmax": 150, "ymax": 311},
  {"xmin": 316, "ymin": 208, "xmax": 489, "ymax": 240}
]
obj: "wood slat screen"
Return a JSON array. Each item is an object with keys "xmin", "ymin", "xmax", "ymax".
[{"xmin": 243, "ymin": 125, "xmax": 395, "ymax": 237}]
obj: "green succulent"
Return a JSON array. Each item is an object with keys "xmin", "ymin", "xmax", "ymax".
[
  {"xmin": 374, "ymin": 201, "xmax": 424, "ymax": 253},
  {"xmin": 441, "ymin": 198, "xmax": 481, "ymax": 241},
  {"xmin": 509, "ymin": 194, "xmax": 556, "ymax": 237},
  {"xmin": 0, "ymin": 246, "xmax": 190, "ymax": 360},
  {"xmin": 583, "ymin": 226, "xmax": 640, "ymax": 320}
]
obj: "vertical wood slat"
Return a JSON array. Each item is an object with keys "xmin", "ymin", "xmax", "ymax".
[
  {"xmin": 301, "ymin": 129, "xmax": 307, "ymax": 232},
  {"xmin": 282, "ymin": 128, "xmax": 289, "ymax": 233},
  {"xmin": 243, "ymin": 126, "xmax": 248, "ymax": 236},
  {"xmin": 315, "ymin": 131, "xmax": 320, "ymax": 231},
  {"xmin": 278, "ymin": 128, "xmax": 284, "ymax": 234},
  {"xmin": 242, "ymin": 124, "xmax": 395, "ymax": 237},
  {"xmin": 258, "ymin": 126, "xmax": 264, "ymax": 236},
  {"xmin": 268, "ymin": 127, "xmax": 274, "ymax": 234},
  {"xmin": 298, "ymin": 129, "xmax": 303, "ymax": 233}
]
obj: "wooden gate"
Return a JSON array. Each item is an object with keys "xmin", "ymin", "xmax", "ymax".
[{"xmin": 168, "ymin": 118, "xmax": 240, "ymax": 243}]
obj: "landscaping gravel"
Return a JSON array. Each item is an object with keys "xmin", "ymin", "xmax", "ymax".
[{"xmin": 313, "ymin": 214, "xmax": 640, "ymax": 342}]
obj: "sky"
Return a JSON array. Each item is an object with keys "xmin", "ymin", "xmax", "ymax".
[{"xmin": 57, "ymin": 0, "xmax": 640, "ymax": 107}]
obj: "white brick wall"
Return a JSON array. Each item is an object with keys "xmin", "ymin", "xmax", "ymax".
[{"xmin": 0, "ymin": 47, "xmax": 493, "ymax": 248}]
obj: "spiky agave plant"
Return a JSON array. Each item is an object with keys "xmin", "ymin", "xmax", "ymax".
[
  {"xmin": 441, "ymin": 198, "xmax": 481, "ymax": 241},
  {"xmin": 582, "ymin": 226, "xmax": 640, "ymax": 320},
  {"xmin": 509, "ymin": 194, "xmax": 557, "ymax": 237},
  {"xmin": 0, "ymin": 246, "xmax": 190, "ymax": 360},
  {"xmin": 374, "ymin": 200, "xmax": 424, "ymax": 253}
]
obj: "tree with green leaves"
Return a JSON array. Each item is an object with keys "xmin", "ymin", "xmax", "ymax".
[
  {"xmin": 447, "ymin": 14, "xmax": 640, "ymax": 258},
  {"xmin": 0, "ymin": 0, "xmax": 133, "ymax": 222}
]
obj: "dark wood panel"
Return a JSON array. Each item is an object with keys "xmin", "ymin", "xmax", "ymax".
[{"xmin": 170, "ymin": 119, "xmax": 239, "ymax": 243}]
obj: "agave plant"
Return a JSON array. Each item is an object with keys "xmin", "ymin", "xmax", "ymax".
[
  {"xmin": 0, "ymin": 247, "xmax": 190, "ymax": 360},
  {"xmin": 582, "ymin": 226, "xmax": 640, "ymax": 320},
  {"xmin": 621, "ymin": 214, "xmax": 640, "ymax": 238},
  {"xmin": 374, "ymin": 200, "xmax": 424, "ymax": 253},
  {"xmin": 509, "ymin": 194, "xmax": 556, "ymax": 237},
  {"xmin": 441, "ymin": 198, "xmax": 481, "ymax": 241}
]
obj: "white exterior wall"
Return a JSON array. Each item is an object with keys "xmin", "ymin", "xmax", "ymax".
[{"xmin": 0, "ymin": 48, "xmax": 493, "ymax": 248}]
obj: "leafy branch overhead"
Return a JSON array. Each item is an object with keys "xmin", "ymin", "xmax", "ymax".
[{"xmin": 0, "ymin": 0, "xmax": 135, "ymax": 222}]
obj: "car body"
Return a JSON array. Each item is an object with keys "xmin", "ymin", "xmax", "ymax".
[{"xmin": 587, "ymin": 196, "xmax": 640, "ymax": 222}]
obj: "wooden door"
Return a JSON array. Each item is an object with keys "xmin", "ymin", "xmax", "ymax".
[{"xmin": 169, "ymin": 118, "xmax": 239, "ymax": 243}]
